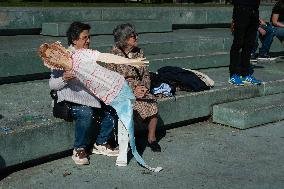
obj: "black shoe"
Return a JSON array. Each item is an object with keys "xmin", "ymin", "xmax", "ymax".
[{"xmin": 148, "ymin": 141, "xmax": 161, "ymax": 152}]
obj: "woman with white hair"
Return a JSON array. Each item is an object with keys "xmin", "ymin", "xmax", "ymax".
[{"xmin": 106, "ymin": 23, "xmax": 161, "ymax": 153}]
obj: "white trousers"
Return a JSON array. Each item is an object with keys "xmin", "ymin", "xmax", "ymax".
[{"xmin": 116, "ymin": 120, "xmax": 129, "ymax": 166}]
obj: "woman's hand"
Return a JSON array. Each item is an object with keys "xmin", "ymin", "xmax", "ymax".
[
  {"xmin": 134, "ymin": 85, "xmax": 148, "ymax": 98},
  {"xmin": 63, "ymin": 71, "xmax": 75, "ymax": 81}
]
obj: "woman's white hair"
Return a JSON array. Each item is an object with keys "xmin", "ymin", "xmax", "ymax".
[{"xmin": 113, "ymin": 23, "xmax": 136, "ymax": 49}]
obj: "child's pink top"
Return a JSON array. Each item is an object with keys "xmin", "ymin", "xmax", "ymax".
[{"xmin": 71, "ymin": 49, "xmax": 125, "ymax": 105}]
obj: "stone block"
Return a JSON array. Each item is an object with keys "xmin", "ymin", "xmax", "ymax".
[
  {"xmin": 206, "ymin": 8, "xmax": 232, "ymax": 24},
  {"xmin": 0, "ymin": 51, "xmax": 48, "ymax": 77},
  {"xmin": 263, "ymin": 79, "xmax": 284, "ymax": 95},
  {"xmin": 213, "ymin": 93, "xmax": 284, "ymax": 129},
  {"xmin": 148, "ymin": 52, "xmax": 229, "ymax": 72},
  {"xmin": 0, "ymin": 121, "xmax": 74, "ymax": 168},
  {"xmin": 42, "ymin": 20, "xmax": 172, "ymax": 36},
  {"xmin": 0, "ymin": 8, "xmax": 102, "ymax": 30}
]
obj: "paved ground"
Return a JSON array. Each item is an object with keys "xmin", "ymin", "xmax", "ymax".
[{"xmin": 1, "ymin": 120, "xmax": 284, "ymax": 189}]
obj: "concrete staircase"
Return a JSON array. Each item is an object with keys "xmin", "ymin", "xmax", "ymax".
[{"xmin": 1, "ymin": 6, "xmax": 284, "ymax": 169}]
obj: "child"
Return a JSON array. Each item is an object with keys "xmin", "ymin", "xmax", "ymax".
[{"xmin": 38, "ymin": 42, "xmax": 162, "ymax": 172}]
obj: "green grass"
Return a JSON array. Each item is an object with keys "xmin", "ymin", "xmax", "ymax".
[{"xmin": 0, "ymin": 2, "xmax": 231, "ymax": 7}]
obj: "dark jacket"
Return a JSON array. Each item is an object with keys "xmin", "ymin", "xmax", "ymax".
[{"xmin": 155, "ymin": 66, "xmax": 210, "ymax": 92}]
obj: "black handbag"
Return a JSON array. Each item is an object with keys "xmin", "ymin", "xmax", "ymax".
[{"xmin": 50, "ymin": 90, "xmax": 73, "ymax": 122}]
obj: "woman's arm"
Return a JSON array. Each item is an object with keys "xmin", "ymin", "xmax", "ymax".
[
  {"xmin": 49, "ymin": 70, "xmax": 68, "ymax": 90},
  {"xmin": 272, "ymin": 14, "xmax": 284, "ymax": 27}
]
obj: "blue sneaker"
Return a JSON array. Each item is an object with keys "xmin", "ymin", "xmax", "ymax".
[
  {"xmin": 229, "ymin": 74, "xmax": 244, "ymax": 86},
  {"xmin": 243, "ymin": 75, "xmax": 262, "ymax": 85}
]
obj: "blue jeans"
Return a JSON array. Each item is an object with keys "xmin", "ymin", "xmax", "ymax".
[
  {"xmin": 71, "ymin": 105, "xmax": 115, "ymax": 149},
  {"xmin": 252, "ymin": 23, "xmax": 275, "ymax": 56},
  {"xmin": 274, "ymin": 23, "xmax": 284, "ymax": 42}
]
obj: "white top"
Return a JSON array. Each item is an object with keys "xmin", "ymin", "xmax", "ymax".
[
  {"xmin": 71, "ymin": 49, "xmax": 125, "ymax": 105},
  {"xmin": 49, "ymin": 46, "xmax": 101, "ymax": 108}
]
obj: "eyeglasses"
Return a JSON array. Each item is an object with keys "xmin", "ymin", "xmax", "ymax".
[
  {"xmin": 79, "ymin": 35, "xmax": 91, "ymax": 41},
  {"xmin": 129, "ymin": 34, "xmax": 138, "ymax": 39}
]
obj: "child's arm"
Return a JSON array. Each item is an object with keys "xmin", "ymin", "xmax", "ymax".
[{"xmin": 97, "ymin": 52, "xmax": 148, "ymax": 67}]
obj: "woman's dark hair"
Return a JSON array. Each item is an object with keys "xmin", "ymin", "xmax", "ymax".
[
  {"xmin": 66, "ymin": 22, "xmax": 91, "ymax": 46},
  {"xmin": 113, "ymin": 23, "xmax": 137, "ymax": 49}
]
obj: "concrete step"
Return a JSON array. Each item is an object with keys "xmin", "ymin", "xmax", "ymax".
[
  {"xmin": 0, "ymin": 50, "xmax": 228, "ymax": 79},
  {"xmin": 1, "ymin": 28, "xmax": 284, "ymax": 80},
  {"xmin": 3, "ymin": 27, "xmax": 282, "ymax": 55},
  {"xmin": 42, "ymin": 20, "xmax": 172, "ymax": 36},
  {"xmin": 0, "ymin": 6, "xmax": 272, "ymax": 32},
  {"xmin": 148, "ymin": 52, "xmax": 229, "ymax": 72},
  {"xmin": 0, "ymin": 29, "xmax": 231, "ymax": 78},
  {"xmin": 1, "ymin": 63, "xmax": 284, "ymax": 168},
  {"xmin": 0, "ymin": 28, "xmax": 231, "ymax": 52},
  {"xmin": 213, "ymin": 93, "xmax": 284, "ymax": 129}
]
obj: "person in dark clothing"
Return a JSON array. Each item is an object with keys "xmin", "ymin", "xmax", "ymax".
[
  {"xmin": 271, "ymin": 0, "xmax": 284, "ymax": 44},
  {"xmin": 251, "ymin": 18, "xmax": 276, "ymax": 61},
  {"xmin": 229, "ymin": 0, "xmax": 262, "ymax": 85}
]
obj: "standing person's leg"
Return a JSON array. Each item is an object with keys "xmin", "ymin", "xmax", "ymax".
[
  {"xmin": 240, "ymin": 9, "xmax": 259, "ymax": 77},
  {"xmin": 71, "ymin": 105, "xmax": 94, "ymax": 165},
  {"xmin": 229, "ymin": 6, "xmax": 250, "ymax": 85},
  {"xmin": 242, "ymin": 9, "xmax": 262, "ymax": 85}
]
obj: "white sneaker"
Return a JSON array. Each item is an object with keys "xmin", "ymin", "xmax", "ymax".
[
  {"xmin": 92, "ymin": 144, "xmax": 119, "ymax": 157},
  {"xmin": 257, "ymin": 55, "xmax": 277, "ymax": 61},
  {"xmin": 72, "ymin": 148, "xmax": 89, "ymax": 165},
  {"xmin": 115, "ymin": 160, "xmax": 127, "ymax": 167}
]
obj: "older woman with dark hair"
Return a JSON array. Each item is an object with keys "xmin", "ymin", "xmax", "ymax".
[
  {"xmin": 105, "ymin": 23, "xmax": 161, "ymax": 152},
  {"xmin": 49, "ymin": 22, "xmax": 120, "ymax": 165}
]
